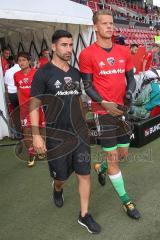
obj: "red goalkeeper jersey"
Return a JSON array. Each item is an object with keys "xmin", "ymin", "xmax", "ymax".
[{"xmin": 79, "ymin": 43, "xmax": 134, "ymax": 114}]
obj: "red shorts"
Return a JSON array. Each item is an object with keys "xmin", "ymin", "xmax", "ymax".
[{"xmin": 20, "ymin": 107, "xmax": 45, "ymax": 128}]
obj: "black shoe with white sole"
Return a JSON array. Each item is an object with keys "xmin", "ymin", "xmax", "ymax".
[{"xmin": 78, "ymin": 213, "xmax": 101, "ymax": 234}]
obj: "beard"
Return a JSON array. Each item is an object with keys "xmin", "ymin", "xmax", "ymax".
[{"xmin": 56, "ymin": 52, "xmax": 71, "ymax": 62}]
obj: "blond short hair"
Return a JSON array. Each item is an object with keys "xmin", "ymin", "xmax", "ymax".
[{"xmin": 92, "ymin": 10, "xmax": 113, "ymax": 25}]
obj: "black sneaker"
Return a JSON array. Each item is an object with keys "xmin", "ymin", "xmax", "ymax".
[
  {"xmin": 78, "ymin": 213, "xmax": 101, "ymax": 234},
  {"xmin": 123, "ymin": 202, "xmax": 141, "ymax": 220},
  {"xmin": 52, "ymin": 182, "xmax": 64, "ymax": 208}
]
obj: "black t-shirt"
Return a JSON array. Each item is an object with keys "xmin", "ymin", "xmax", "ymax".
[{"xmin": 31, "ymin": 63, "xmax": 85, "ymax": 132}]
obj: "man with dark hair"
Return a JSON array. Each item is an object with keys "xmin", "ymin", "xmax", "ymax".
[
  {"xmin": 79, "ymin": 10, "xmax": 141, "ymax": 220},
  {"xmin": 14, "ymin": 52, "xmax": 45, "ymax": 167},
  {"xmin": 38, "ymin": 48, "xmax": 50, "ymax": 68},
  {"xmin": 4, "ymin": 55, "xmax": 21, "ymax": 138},
  {"xmin": 5, "ymin": 55, "xmax": 20, "ymax": 109},
  {"xmin": 130, "ymin": 44, "xmax": 138, "ymax": 73},
  {"xmin": 1, "ymin": 47, "xmax": 10, "ymax": 75},
  {"xmin": 142, "ymin": 44, "xmax": 160, "ymax": 71},
  {"xmin": 154, "ymin": 26, "xmax": 160, "ymax": 45},
  {"xmin": 30, "ymin": 30, "xmax": 101, "ymax": 234},
  {"xmin": 130, "ymin": 44, "xmax": 138, "ymax": 55}
]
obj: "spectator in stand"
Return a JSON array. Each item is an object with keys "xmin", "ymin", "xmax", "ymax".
[
  {"xmin": 155, "ymin": 27, "xmax": 160, "ymax": 67},
  {"xmin": 130, "ymin": 44, "xmax": 138, "ymax": 73},
  {"xmin": 145, "ymin": 4, "xmax": 148, "ymax": 14},
  {"xmin": 154, "ymin": 27, "xmax": 160, "ymax": 45},
  {"xmin": 130, "ymin": 44, "xmax": 138, "ymax": 55},
  {"xmin": 142, "ymin": 44, "xmax": 160, "ymax": 72},
  {"xmin": 114, "ymin": 31, "xmax": 126, "ymax": 45},
  {"xmin": 80, "ymin": 0, "xmax": 87, "ymax": 4},
  {"xmin": 1, "ymin": 48, "xmax": 10, "ymax": 75},
  {"xmin": 38, "ymin": 48, "xmax": 50, "ymax": 68},
  {"xmin": 98, "ymin": 0, "xmax": 105, "ymax": 9}
]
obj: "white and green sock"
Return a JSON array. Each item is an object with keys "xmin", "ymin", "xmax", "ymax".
[{"xmin": 108, "ymin": 171, "xmax": 131, "ymax": 204}]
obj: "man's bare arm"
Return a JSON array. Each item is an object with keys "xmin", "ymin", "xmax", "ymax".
[
  {"xmin": 30, "ymin": 97, "xmax": 41, "ymax": 135},
  {"xmin": 30, "ymin": 97, "xmax": 46, "ymax": 154}
]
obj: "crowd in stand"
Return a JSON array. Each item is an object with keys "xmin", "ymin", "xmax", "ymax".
[{"xmin": 71, "ymin": 0, "xmax": 160, "ymax": 25}]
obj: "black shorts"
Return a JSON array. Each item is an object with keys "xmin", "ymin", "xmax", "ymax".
[
  {"xmin": 47, "ymin": 137, "xmax": 91, "ymax": 181},
  {"xmin": 94, "ymin": 114, "xmax": 132, "ymax": 151}
]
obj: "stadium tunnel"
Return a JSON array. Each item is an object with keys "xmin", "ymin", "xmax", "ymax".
[{"xmin": 0, "ymin": 0, "xmax": 95, "ymax": 140}]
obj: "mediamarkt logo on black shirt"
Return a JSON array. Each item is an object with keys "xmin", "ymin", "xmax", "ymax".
[
  {"xmin": 99, "ymin": 68, "xmax": 125, "ymax": 75},
  {"xmin": 55, "ymin": 90, "xmax": 79, "ymax": 96}
]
